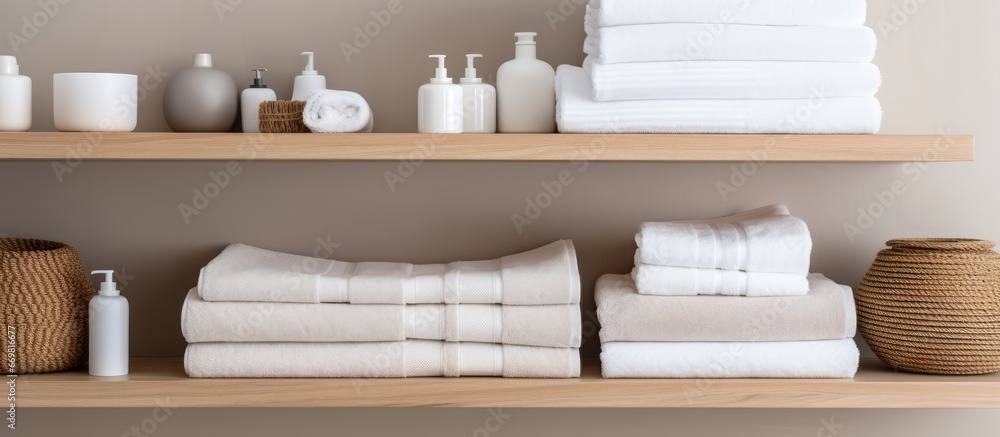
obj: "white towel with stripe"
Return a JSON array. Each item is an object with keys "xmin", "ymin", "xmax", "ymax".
[{"xmin": 635, "ymin": 205, "xmax": 812, "ymax": 274}]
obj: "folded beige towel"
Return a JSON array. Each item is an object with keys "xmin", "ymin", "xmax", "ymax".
[
  {"xmin": 198, "ymin": 240, "xmax": 580, "ymax": 305},
  {"xmin": 184, "ymin": 341, "xmax": 580, "ymax": 378},
  {"xmin": 596, "ymin": 274, "xmax": 856, "ymax": 343},
  {"xmin": 182, "ymin": 289, "xmax": 581, "ymax": 348}
]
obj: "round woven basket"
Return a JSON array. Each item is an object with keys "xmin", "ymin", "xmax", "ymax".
[
  {"xmin": 258, "ymin": 100, "xmax": 309, "ymax": 133},
  {"xmin": 856, "ymin": 239, "xmax": 1000, "ymax": 375},
  {"xmin": 0, "ymin": 238, "xmax": 94, "ymax": 373}
]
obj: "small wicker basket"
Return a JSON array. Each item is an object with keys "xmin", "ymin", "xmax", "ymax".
[
  {"xmin": 258, "ymin": 100, "xmax": 309, "ymax": 133},
  {"xmin": 0, "ymin": 238, "xmax": 95, "ymax": 374},
  {"xmin": 856, "ymin": 239, "xmax": 1000, "ymax": 375}
]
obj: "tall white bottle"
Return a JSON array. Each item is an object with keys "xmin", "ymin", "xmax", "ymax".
[
  {"xmin": 89, "ymin": 270, "xmax": 129, "ymax": 377},
  {"xmin": 241, "ymin": 68, "xmax": 277, "ymax": 133},
  {"xmin": 417, "ymin": 55, "xmax": 463, "ymax": 133},
  {"xmin": 291, "ymin": 52, "xmax": 327, "ymax": 101},
  {"xmin": 497, "ymin": 32, "xmax": 556, "ymax": 133},
  {"xmin": 459, "ymin": 54, "xmax": 497, "ymax": 134},
  {"xmin": 0, "ymin": 56, "xmax": 31, "ymax": 132}
]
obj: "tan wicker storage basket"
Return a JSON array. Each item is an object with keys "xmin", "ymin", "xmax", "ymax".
[
  {"xmin": 856, "ymin": 239, "xmax": 1000, "ymax": 375},
  {"xmin": 0, "ymin": 238, "xmax": 94, "ymax": 373},
  {"xmin": 258, "ymin": 100, "xmax": 309, "ymax": 133}
]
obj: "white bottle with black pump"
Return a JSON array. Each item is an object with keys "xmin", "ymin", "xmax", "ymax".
[
  {"xmin": 497, "ymin": 32, "xmax": 556, "ymax": 133},
  {"xmin": 459, "ymin": 54, "xmax": 497, "ymax": 134},
  {"xmin": 291, "ymin": 52, "xmax": 327, "ymax": 101},
  {"xmin": 241, "ymin": 68, "xmax": 277, "ymax": 133},
  {"xmin": 89, "ymin": 270, "xmax": 129, "ymax": 377},
  {"xmin": 418, "ymin": 55, "xmax": 463, "ymax": 133}
]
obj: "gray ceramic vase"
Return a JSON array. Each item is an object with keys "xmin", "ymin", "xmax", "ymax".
[{"xmin": 163, "ymin": 54, "xmax": 238, "ymax": 132}]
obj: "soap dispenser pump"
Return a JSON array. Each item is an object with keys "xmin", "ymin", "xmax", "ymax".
[
  {"xmin": 417, "ymin": 54, "xmax": 463, "ymax": 133},
  {"xmin": 0, "ymin": 56, "xmax": 31, "ymax": 132},
  {"xmin": 241, "ymin": 68, "xmax": 277, "ymax": 133},
  {"xmin": 458, "ymin": 54, "xmax": 497, "ymax": 134},
  {"xmin": 89, "ymin": 270, "xmax": 129, "ymax": 377},
  {"xmin": 292, "ymin": 51, "xmax": 327, "ymax": 101},
  {"xmin": 497, "ymin": 32, "xmax": 556, "ymax": 133}
]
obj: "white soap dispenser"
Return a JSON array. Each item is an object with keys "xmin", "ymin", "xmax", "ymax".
[
  {"xmin": 241, "ymin": 68, "xmax": 277, "ymax": 133},
  {"xmin": 0, "ymin": 56, "xmax": 31, "ymax": 132},
  {"xmin": 291, "ymin": 51, "xmax": 327, "ymax": 101},
  {"xmin": 89, "ymin": 270, "xmax": 129, "ymax": 377},
  {"xmin": 418, "ymin": 55, "xmax": 463, "ymax": 134},
  {"xmin": 459, "ymin": 54, "xmax": 497, "ymax": 134},
  {"xmin": 497, "ymin": 32, "xmax": 556, "ymax": 133}
]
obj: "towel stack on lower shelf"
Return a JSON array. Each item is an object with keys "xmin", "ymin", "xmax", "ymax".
[
  {"xmin": 557, "ymin": 0, "xmax": 882, "ymax": 134},
  {"xmin": 183, "ymin": 240, "xmax": 582, "ymax": 378},
  {"xmin": 597, "ymin": 205, "xmax": 860, "ymax": 378}
]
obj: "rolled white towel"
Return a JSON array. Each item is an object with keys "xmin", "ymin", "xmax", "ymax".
[{"xmin": 302, "ymin": 89, "xmax": 374, "ymax": 133}]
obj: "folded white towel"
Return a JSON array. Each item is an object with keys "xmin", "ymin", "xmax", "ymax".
[
  {"xmin": 198, "ymin": 240, "xmax": 580, "ymax": 305},
  {"xmin": 557, "ymin": 66, "xmax": 882, "ymax": 134},
  {"xmin": 185, "ymin": 341, "xmax": 581, "ymax": 378},
  {"xmin": 583, "ymin": 57, "xmax": 882, "ymax": 101},
  {"xmin": 586, "ymin": 0, "xmax": 867, "ymax": 27},
  {"xmin": 181, "ymin": 289, "xmax": 581, "ymax": 348},
  {"xmin": 302, "ymin": 89, "xmax": 374, "ymax": 133},
  {"xmin": 631, "ymin": 265, "xmax": 809, "ymax": 296},
  {"xmin": 584, "ymin": 23, "xmax": 877, "ymax": 64},
  {"xmin": 635, "ymin": 205, "xmax": 812, "ymax": 274},
  {"xmin": 596, "ymin": 274, "xmax": 857, "ymax": 343},
  {"xmin": 600, "ymin": 339, "xmax": 860, "ymax": 378}
]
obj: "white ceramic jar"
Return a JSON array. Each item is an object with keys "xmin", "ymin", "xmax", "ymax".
[{"xmin": 53, "ymin": 73, "xmax": 138, "ymax": 132}]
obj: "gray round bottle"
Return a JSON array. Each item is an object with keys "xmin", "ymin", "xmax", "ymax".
[{"xmin": 163, "ymin": 54, "xmax": 239, "ymax": 132}]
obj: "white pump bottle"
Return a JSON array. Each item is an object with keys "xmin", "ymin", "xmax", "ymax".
[
  {"xmin": 458, "ymin": 54, "xmax": 497, "ymax": 134},
  {"xmin": 417, "ymin": 55, "xmax": 463, "ymax": 133},
  {"xmin": 291, "ymin": 52, "xmax": 327, "ymax": 101},
  {"xmin": 0, "ymin": 56, "xmax": 31, "ymax": 132},
  {"xmin": 89, "ymin": 270, "xmax": 129, "ymax": 377},
  {"xmin": 497, "ymin": 32, "xmax": 556, "ymax": 133}
]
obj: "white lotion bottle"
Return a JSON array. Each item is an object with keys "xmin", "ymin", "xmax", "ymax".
[
  {"xmin": 291, "ymin": 52, "xmax": 327, "ymax": 101},
  {"xmin": 89, "ymin": 270, "xmax": 129, "ymax": 377},
  {"xmin": 417, "ymin": 55, "xmax": 463, "ymax": 133},
  {"xmin": 241, "ymin": 68, "xmax": 277, "ymax": 133},
  {"xmin": 0, "ymin": 56, "xmax": 31, "ymax": 132},
  {"xmin": 497, "ymin": 32, "xmax": 556, "ymax": 133},
  {"xmin": 459, "ymin": 54, "xmax": 497, "ymax": 134}
]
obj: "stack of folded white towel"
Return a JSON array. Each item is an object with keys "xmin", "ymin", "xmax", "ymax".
[
  {"xmin": 598, "ymin": 205, "xmax": 861, "ymax": 378},
  {"xmin": 557, "ymin": 0, "xmax": 882, "ymax": 134},
  {"xmin": 183, "ymin": 240, "xmax": 582, "ymax": 378}
]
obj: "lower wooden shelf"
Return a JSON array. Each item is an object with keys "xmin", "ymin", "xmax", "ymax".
[{"xmin": 15, "ymin": 357, "xmax": 1000, "ymax": 408}]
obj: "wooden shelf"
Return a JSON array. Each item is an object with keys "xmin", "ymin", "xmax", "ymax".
[
  {"xmin": 16, "ymin": 358, "xmax": 1000, "ymax": 408},
  {"xmin": 0, "ymin": 133, "xmax": 974, "ymax": 162}
]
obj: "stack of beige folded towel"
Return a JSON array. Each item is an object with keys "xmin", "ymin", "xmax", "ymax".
[
  {"xmin": 597, "ymin": 205, "xmax": 861, "ymax": 378},
  {"xmin": 183, "ymin": 240, "xmax": 581, "ymax": 378}
]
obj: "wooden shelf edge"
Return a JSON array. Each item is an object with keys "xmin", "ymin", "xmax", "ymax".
[
  {"xmin": 0, "ymin": 133, "xmax": 975, "ymax": 162},
  {"xmin": 15, "ymin": 358, "xmax": 1000, "ymax": 409}
]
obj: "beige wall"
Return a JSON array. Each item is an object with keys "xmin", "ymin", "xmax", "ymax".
[{"xmin": 2, "ymin": 0, "xmax": 998, "ymax": 434}]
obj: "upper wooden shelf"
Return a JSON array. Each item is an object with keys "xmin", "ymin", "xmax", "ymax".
[
  {"xmin": 0, "ymin": 133, "xmax": 975, "ymax": 162},
  {"xmin": 17, "ymin": 358, "xmax": 1000, "ymax": 408}
]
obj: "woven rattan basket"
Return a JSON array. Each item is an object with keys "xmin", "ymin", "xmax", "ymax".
[
  {"xmin": 856, "ymin": 239, "xmax": 1000, "ymax": 375},
  {"xmin": 258, "ymin": 100, "xmax": 309, "ymax": 133},
  {"xmin": 0, "ymin": 238, "xmax": 95, "ymax": 373}
]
